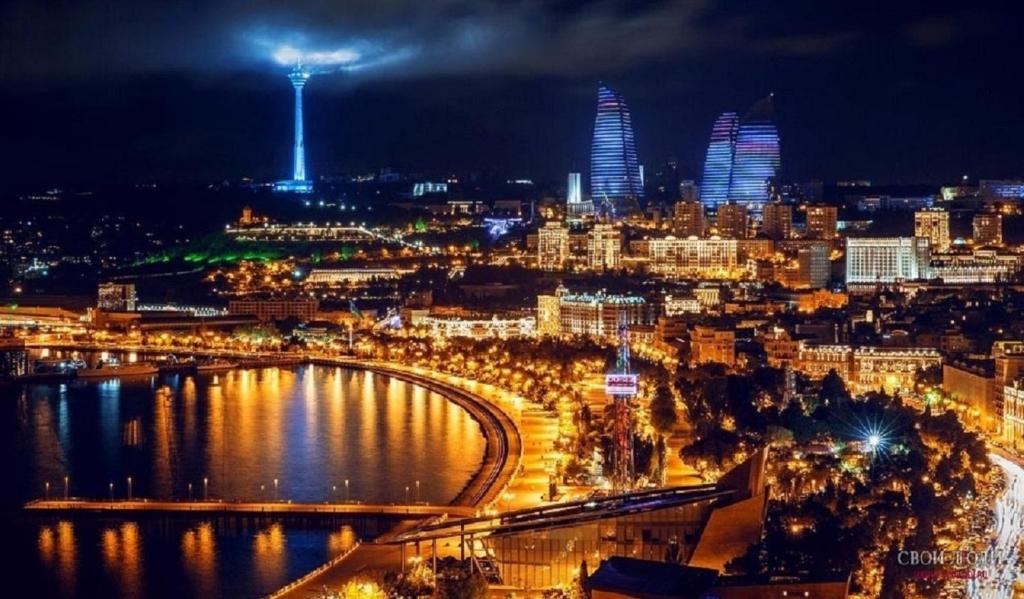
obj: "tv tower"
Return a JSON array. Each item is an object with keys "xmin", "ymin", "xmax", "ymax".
[{"xmin": 274, "ymin": 63, "xmax": 314, "ymax": 193}]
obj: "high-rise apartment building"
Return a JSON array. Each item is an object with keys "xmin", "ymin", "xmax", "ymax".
[
  {"xmin": 648, "ymin": 237, "xmax": 740, "ymax": 278},
  {"xmin": 672, "ymin": 200, "xmax": 706, "ymax": 237},
  {"xmin": 587, "ymin": 224, "xmax": 621, "ymax": 272},
  {"xmin": 914, "ymin": 208, "xmax": 951, "ymax": 251},
  {"xmin": 845, "ymin": 237, "xmax": 931, "ymax": 283},
  {"xmin": 715, "ymin": 203, "xmax": 749, "ymax": 239},
  {"xmin": 761, "ymin": 203, "xmax": 793, "ymax": 240},
  {"xmin": 538, "ymin": 221, "xmax": 570, "ymax": 271},
  {"xmin": 805, "ymin": 205, "xmax": 838, "ymax": 240},
  {"xmin": 591, "ymin": 85, "xmax": 643, "ymax": 216},
  {"xmin": 797, "ymin": 245, "xmax": 830, "ymax": 289}
]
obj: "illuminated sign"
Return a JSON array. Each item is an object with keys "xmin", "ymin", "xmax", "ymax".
[{"xmin": 605, "ymin": 374, "xmax": 639, "ymax": 396}]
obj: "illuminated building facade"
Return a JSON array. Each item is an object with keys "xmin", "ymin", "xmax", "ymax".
[
  {"xmin": 538, "ymin": 221, "xmax": 570, "ymax": 271},
  {"xmin": 728, "ymin": 96, "xmax": 781, "ymax": 214},
  {"xmin": 853, "ymin": 347, "xmax": 941, "ymax": 394},
  {"xmin": 590, "ymin": 85, "xmax": 644, "ymax": 215},
  {"xmin": 648, "ymin": 237, "xmax": 740, "ymax": 279},
  {"xmin": 973, "ymin": 212, "xmax": 1003, "ymax": 246},
  {"xmin": 930, "ymin": 249, "xmax": 1019, "ymax": 284},
  {"xmin": 274, "ymin": 66, "xmax": 314, "ymax": 193},
  {"xmin": 552, "ymin": 290, "xmax": 648, "ymax": 338},
  {"xmin": 536, "ymin": 294, "xmax": 561, "ymax": 336},
  {"xmin": 715, "ymin": 203, "xmax": 749, "ymax": 238},
  {"xmin": 980, "ymin": 179, "xmax": 1024, "ymax": 200},
  {"xmin": 805, "ymin": 205, "xmax": 838, "ymax": 241},
  {"xmin": 699, "ymin": 112, "xmax": 739, "ymax": 208},
  {"xmin": 1004, "ymin": 379, "xmax": 1024, "ymax": 450},
  {"xmin": 419, "ymin": 315, "xmax": 536, "ymax": 339},
  {"xmin": 97, "ymin": 283, "xmax": 137, "ymax": 312},
  {"xmin": 914, "ymin": 208, "xmax": 951, "ymax": 251},
  {"xmin": 845, "ymin": 237, "xmax": 931, "ymax": 283},
  {"xmin": 672, "ymin": 200, "xmax": 706, "ymax": 237},
  {"xmin": 412, "ymin": 182, "xmax": 448, "ymax": 197},
  {"xmin": 227, "ymin": 299, "xmax": 319, "ymax": 322},
  {"xmin": 690, "ymin": 326, "xmax": 736, "ymax": 366},
  {"xmin": 587, "ymin": 224, "xmax": 622, "ymax": 272},
  {"xmin": 305, "ymin": 268, "xmax": 404, "ymax": 284},
  {"xmin": 565, "ymin": 172, "xmax": 593, "ymax": 218}
]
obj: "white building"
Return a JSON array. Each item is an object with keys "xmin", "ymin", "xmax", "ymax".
[
  {"xmin": 587, "ymin": 224, "xmax": 621, "ymax": 272},
  {"xmin": 538, "ymin": 221, "xmax": 570, "ymax": 271},
  {"xmin": 845, "ymin": 237, "xmax": 931, "ymax": 284},
  {"xmin": 648, "ymin": 236, "xmax": 740, "ymax": 279}
]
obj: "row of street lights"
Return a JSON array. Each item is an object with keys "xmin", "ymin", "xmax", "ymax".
[{"xmin": 46, "ymin": 475, "xmax": 426, "ymax": 504}]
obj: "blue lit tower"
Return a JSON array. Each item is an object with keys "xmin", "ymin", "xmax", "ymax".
[
  {"xmin": 728, "ymin": 95, "xmax": 780, "ymax": 213},
  {"xmin": 590, "ymin": 85, "xmax": 643, "ymax": 217},
  {"xmin": 274, "ymin": 65, "xmax": 314, "ymax": 193},
  {"xmin": 700, "ymin": 112, "xmax": 739, "ymax": 209}
]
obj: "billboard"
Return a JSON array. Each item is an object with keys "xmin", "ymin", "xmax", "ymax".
[{"xmin": 605, "ymin": 373, "xmax": 639, "ymax": 396}]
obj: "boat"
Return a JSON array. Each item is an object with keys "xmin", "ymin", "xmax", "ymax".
[
  {"xmin": 196, "ymin": 359, "xmax": 238, "ymax": 372},
  {"xmin": 76, "ymin": 360, "xmax": 158, "ymax": 378}
]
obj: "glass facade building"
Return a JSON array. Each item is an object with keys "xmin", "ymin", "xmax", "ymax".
[
  {"xmin": 590, "ymin": 85, "xmax": 644, "ymax": 216},
  {"xmin": 699, "ymin": 113, "xmax": 739, "ymax": 209},
  {"xmin": 700, "ymin": 97, "xmax": 780, "ymax": 214},
  {"xmin": 729, "ymin": 96, "xmax": 780, "ymax": 213}
]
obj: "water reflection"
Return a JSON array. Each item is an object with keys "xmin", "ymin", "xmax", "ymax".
[{"xmin": 12, "ymin": 364, "xmax": 488, "ymax": 597}]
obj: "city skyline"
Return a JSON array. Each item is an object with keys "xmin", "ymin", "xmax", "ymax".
[{"xmin": 2, "ymin": 2, "xmax": 1023, "ymax": 191}]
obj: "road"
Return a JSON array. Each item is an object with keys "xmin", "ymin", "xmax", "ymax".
[{"xmin": 968, "ymin": 453, "xmax": 1024, "ymax": 598}]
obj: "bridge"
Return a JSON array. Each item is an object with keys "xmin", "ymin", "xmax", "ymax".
[{"xmin": 23, "ymin": 498, "xmax": 478, "ymax": 519}]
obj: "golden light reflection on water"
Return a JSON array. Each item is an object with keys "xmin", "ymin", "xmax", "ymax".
[
  {"xmin": 100, "ymin": 522, "xmax": 143, "ymax": 598},
  {"xmin": 328, "ymin": 525, "xmax": 357, "ymax": 554},
  {"xmin": 39, "ymin": 521, "xmax": 77, "ymax": 594},
  {"xmin": 253, "ymin": 523, "xmax": 287, "ymax": 586},
  {"xmin": 181, "ymin": 522, "xmax": 217, "ymax": 596}
]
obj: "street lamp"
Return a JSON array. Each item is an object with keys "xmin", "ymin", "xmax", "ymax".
[
  {"xmin": 45, "ymin": 481, "xmax": 50, "ymax": 501},
  {"xmin": 127, "ymin": 476, "xmax": 133, "ymax": 500},
  {"xmin": 109, "ymin": 482, "xmax": 114, "ymax": 500},
  {"xmin": 64, "ymin": 475, "xmax": 69, "ymax": 500},
  {"xmin": 332, "ymin": 484, "xmax": 337, "ymax": 501},
  {"xmin": 345, "ymin": 479, "xmax": 350, "ymax": 503},
  {"xmin": 415, "ymin": 480, "xmax": 420, "ymax": 504},
  {"xmin": 405, "ymin": 485, "xmax": 410, "ymax": 504},
  {"xmin": 188, "ymin": 482, "xmax": 193, "ymax": 500},
  {"xmin": 203, "ymin": 477, "xmax": 209, "ymax": 501},
  {"xmin": 274, "ymin": 478, "xmax": 279, "ymax": 501}
]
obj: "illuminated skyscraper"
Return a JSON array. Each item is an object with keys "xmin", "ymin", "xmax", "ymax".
[
  {"xmin": 700, "ymin": 112, "xmax": 739, "ymax": 208},
  {"xmin": 566, "ymin": 172, "xmax": 593, "ymax": 218},
  {"xmin": 590, "ymin": 85, "xmax": 643, "ymax": 216},
  {"xmin": 275, "ymin": 66, "xmax": 314, "ymax": 193},
  {"xmin": 729, "ymin": 96, "xmax": 780, "ymax": 213}
]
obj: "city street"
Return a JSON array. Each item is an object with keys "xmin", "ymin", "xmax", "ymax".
[{"xmin": 969, "ymin": 453, "xmax": 1024, "ymax": 598}]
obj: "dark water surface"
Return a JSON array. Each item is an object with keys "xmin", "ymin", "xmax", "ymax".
[{"xmin": 2, "ymin": 365, "xmax": 486, "ymax": 598}]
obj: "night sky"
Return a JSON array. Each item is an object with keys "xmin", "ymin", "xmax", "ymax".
[{"xmin": 1, "ymin": 1, "xmax": 1021, "ymax": 191}]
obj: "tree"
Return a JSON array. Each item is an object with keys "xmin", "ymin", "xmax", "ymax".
[
  {"xmin": 818, "ymin": 369, "xmax": 851, "ymax": 406},
  {"xmin": 650, "ymin": 384, "xmax": 679, "ymax": 436}
]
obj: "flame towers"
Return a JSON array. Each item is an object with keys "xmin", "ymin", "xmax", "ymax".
[
  {"xmin": 274, "ymin": 65, "xmax": 314, "ymax": 194},
  {"xmin": 700, "ymin": 96, "xmax": 780, "ymax": 214},
  {"xmin": 729, "ymin": 95, "xmax": 780, "ymax": 212},
  {"xmin": 699, "ymin": 112, "xmax": 739, "ymax": 208},
  {"xmin": 590, "ymin": 84, "xmax": 643, "ymax": 217}
]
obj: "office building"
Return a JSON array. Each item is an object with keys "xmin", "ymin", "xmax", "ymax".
[
  {"xmin": 587, "ymin": 223, "xmax": 622, "ymax": 272},
  {"xmin": 914, "ymin": 208, "xmax": 951, "ymax": 251},
  {"xmin": 699, "ymin": 112, "xmax": 739, "ymax": 208},
  {"xmin": 716, "ymin": 203, "xmax": 749, "ymax": 238},
  {"xmin": 591, "ymin": 85, "xmax": 643, "ymax": 215},
  {"xmin": 797, "ymin": 245, "xmax": 831, "ymax": 289},
  {"xmin": 973, "ymin": 212, "xmax": 1003, "ymax": 246},
  {"xmin": 806, "ymin": 205, "xmax": 838, "ymax": 240},
  {"xmin": 761, "ymin": 203, "xmax": 793, "ymax": 240},
  {"xmin": 538, "ymin": 221, "xmax": 570, "ymax": 271},
  {"xmin": 845, "ymin": 237, "xmax": 931, "ymax": 283},
  {"xmin": 672, "ymin": 200, "xmax": 706, "ymax": 237}
]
